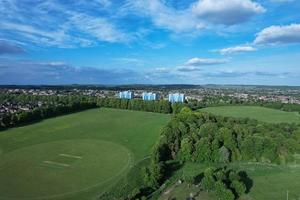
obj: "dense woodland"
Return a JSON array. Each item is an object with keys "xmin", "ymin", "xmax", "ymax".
[{"xmin": 140, "ymin": 110, "xmax": 300, "ymax": 200}]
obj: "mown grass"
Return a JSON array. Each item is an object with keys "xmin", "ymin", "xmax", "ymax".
[
  {"xmin": 158, "ymin": 161, "xmax": 300, "ymax": 200},
  {"xmin": 200, "ymin": 106, "xmax": 300, "ymax": 123},
  {"xmin": 0, "ymin": 108, "xmax": 170, "ymax": 200}
]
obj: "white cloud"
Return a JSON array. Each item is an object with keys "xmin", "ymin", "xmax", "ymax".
[
  {"xmin": 192, "ymin": 0, "xmax": 265, "ymax": 25},
  {"xmin": 177, "ymin": 66, "xmax": 203, "ymax": 72},
  {"xmin": 125, "ymin": 0, "xmax": 202, "ymax": 32},
  {"xmin": 185, "ymin": 57, "xmax": 228, "ymax": 66},
  {"xmin": 69, "ymin": 13, "xmax": 129, "ymax": 43},
  {"xmin": 254, "ymin": 24, "xmax": 300, "ymax": 45},
  {"xmin": 219, "ymin": 45, "xmax": 256, "ymax": 54},
  {"xmin": 0, "ymin": 0, "xmax": 131, "ymax": 47},
  {"xmin": 125, "ymin": 0, "xmax": 265, "ymax": 34},
  {"xmin": 0, "ymin": 22, "xmax": 71, "ymax": 47}
]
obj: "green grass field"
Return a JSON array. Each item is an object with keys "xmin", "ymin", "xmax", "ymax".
[
  {"xmin": 159, "ymin": 160, "xmax": 300, "ymax": 200},
  {"xmin": 200, "ymin": 106, "xmax": 300, "ymax": 123},
  {"xmin": 0, "ymin": 108, "xmax": 170, "ymax": 200},
  {"xmin": 231, "ymin": 161, "xmax": 300, "ymax": 200}
]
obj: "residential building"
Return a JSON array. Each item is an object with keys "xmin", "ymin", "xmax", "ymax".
[
  {"xmin": 142, "ymin": 92, "xmax": 159, "ymax": 101},
  {"xmin": 168, "ymin": 93, "xmax": 185, "ymax": 103},
  {"xmin": 119, "ymin": 91, "xmax": 134, "ymax": 99}
]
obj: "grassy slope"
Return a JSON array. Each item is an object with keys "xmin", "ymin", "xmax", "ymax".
[
  {"xmin": 158, "ymin": 161, "xmax": 300, "ymax": 200},
  {"xmin": 201, "ymin": 106, "xmax": 300, "ymax": 123},
  {"xmin": 0, "ymin": 108, "xmax": 170, "ymax": 200}
]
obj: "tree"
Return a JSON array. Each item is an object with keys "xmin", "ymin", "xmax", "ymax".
[
  {"xmin": 215, "ymin": 181, "xmax": 234, "ymax": 200},
  {"xmin": 231, "ymin": 180, "xmax": 246, "ymax": 197},
  {"xmin": 180, "ymin": 137, "xmax": 193, "ymax": 161},
  {"xmin": 193, "ymin": 138, "xmax": 211, "ymax": 162},
  {"xmin": 201, "ymin": 176, "xmax": 215, "ymax": 192}
]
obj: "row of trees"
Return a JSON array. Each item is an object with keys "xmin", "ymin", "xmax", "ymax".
[
  {"xmin": 140, "ymin": 110, "xmax": 300, "ymax": 198},
  {"xmin": 96, "ymin": 98, "xmax": 172, "ymax": 114},
  {"xmin": 186, "ymin": 96, "xmax": 300, "ymax": 113},
  {"xmin": 0, "ymin": 95, "xmax": 98, "ymax": 130},
  {"xmin": 1, "ymin": 94, "xmax": 184, "ymax": 131}
]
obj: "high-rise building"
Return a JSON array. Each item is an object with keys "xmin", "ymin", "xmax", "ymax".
[
  {"xmin": 142, "ymin": 92, "xmax": 159, "ymax": 101},
  {"xmin": 168, "ymin": 93, "xmax": 185, "ymax": 103},
  {"xmin": 119, "ymin": 91, "xmax": 134, "ymax": 99}
]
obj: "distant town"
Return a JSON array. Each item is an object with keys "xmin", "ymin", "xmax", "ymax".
[{"xmin": 1, "ymin": 85, "xmax": 300, "ymax": 116}]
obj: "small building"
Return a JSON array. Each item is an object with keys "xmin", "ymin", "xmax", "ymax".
[
  {"xmin": 168, "ymin": 93, "xmax": 185, "ymax": 103},
  {"xmin": 119, "ymin": 91, "xmax": 134, "ymax": 99},
  {"xmin": 142, "ymin": 92, "xmax": 159, "ymax": 101}
]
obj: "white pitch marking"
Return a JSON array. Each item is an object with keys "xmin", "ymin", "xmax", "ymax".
[
  {"xmin": 43, "ymin": 161, "xmax": 70, "ymax": 167},
  {"xmin": 59, "ymin": 154, "xmax": 82, "ymax": 159}
]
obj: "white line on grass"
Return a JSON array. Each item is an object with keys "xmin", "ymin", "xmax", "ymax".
[
  {"xmin": 59, "ymin": 154, "xmax": 82, "ymax": 159},
  {"xmin": 43, "ymin": 161, "xmax": 70, "ymax": 167}
]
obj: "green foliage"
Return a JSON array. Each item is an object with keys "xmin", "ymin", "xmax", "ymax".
[
  {"xmin": 180, "ymin": 106, "xmax": 192, "ymax": 114},
  {"xmin": 0, "ymin": 94, "xmax": 98, "ymax": 130},
  {"xmin": 146, "ymin": 111, "xmax": 299, "ymax": 198},
  {"xmin": 231, "ymin": 180, "xmax": 246, "ymax": 197},
  {"xmin": 180, "ymin": 137, "xmax": 193, "ymax": 161},
  {"xmin": 198, "ymin": 167, "xmax": 247, "ymax": 200},
  {"xmin": 97, "ymin": 98, "xmax": 172, "ymax": 114},
  {"xmin": 153, "ymin": 112, "xmax": 299, "ymax": 166}
]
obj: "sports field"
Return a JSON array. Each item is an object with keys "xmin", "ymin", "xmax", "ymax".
[
  {"xmin": 0, "ymin": 108, "xmax": 170, "ymax": 200},
  {"xmin": 200, "ymin": 106, "xmax": 300, "ymax": 123}
]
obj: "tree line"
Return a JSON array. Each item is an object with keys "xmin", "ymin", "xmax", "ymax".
[
  {"xmin": 186, "ymin": 96, "xmax": 300, "ymax": 113},
  {"xmin": 0, "ymin": 95, "xmax": 98, "ymax": 130},
  {"xmin": 96, "ymin": 98, "xmax": 172, "ymax": 114},
  {"xmin": 0, "ymin": 95, "xmax": 175, "ymax": 131}
]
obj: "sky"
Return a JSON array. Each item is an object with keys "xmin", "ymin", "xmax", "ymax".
[{"xmin": 0, "ymin": 0, "xmax": 300, "ymax": 85}]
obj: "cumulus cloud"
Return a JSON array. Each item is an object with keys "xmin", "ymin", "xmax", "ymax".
[
  {"xmin": 0, "ymin": 40, "xmax": 25, "ymax": 55},
  {"xmin": 177, "ymin": 66, "xmax": 203, "ymax": 72},
  {"xmin": 192, "ymin": 0, "xmax": 265, "ymax": 25},
  {"xmin": 219, "ymin": 45, "xmax": 256, "ymax": 55},
  {"xmin": 125, "ymin": 0, "xmax": 202, "ymax": 32},
  {"xmin": 126, "ymin": 0, "xmax": 264, "ymax": 33},
  {"xmin": 185, "ymin": 57, "xmax": 228, "ymax": 66},
  {"xmin": 254, "ymin": 24, "xmax": 300, "ymax": 45}
]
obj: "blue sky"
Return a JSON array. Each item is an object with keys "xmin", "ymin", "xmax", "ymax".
[{"xmin": 0, "ymin": 0, "xmax": 300, "ymax": 85}]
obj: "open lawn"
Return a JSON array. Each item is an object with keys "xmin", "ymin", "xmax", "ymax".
[
  {"xmin": 200, "ymin": 106, "xmax": 300, "ymax": 123},
  {"xmin": 230, "ymin": 161, "xmax": 300, "ymax": 200},
  {"xmin": 159, "ymin": 160, "xmax": 300, "ymax": 200},
  {"xmin": 0, "ymin": 108, "xmax": 170, "ymax": 200}
]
